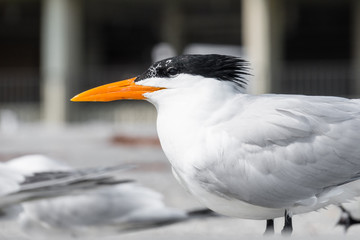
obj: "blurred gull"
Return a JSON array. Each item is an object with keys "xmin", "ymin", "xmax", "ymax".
[
  {"xmin": 0, "ymin": 154, "xmax": 129, "ymax": 218},
  {"xmin": 4, "ymin": 155, "xmax": 216, "ymax": 239}
]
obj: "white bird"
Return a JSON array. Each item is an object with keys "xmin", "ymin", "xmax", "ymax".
[
  {"xmin": 0, "ymin": 154, "xmax": 130, "ymax": 219},
  {"xmin": 4, "ymin": 155, "xmax": 216, "ymax": 239},
  {"xmin": 71, "ymin": 54, "xmax": 360, "ymax": 235}
]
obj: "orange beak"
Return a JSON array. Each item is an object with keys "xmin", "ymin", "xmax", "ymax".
[{"xmin": 71, "ymin": 77, "xmax": 163, "ymax": 102}]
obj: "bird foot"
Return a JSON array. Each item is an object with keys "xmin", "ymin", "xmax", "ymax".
[
  {"xmin": 264, "ymin": 219, "xmax": 274, "ymax": 236},
  {"xmin": 281, "ymin": 210, "xmax": 293, "ymax": 236},
  {"xmin": 337, "ymin": 205, "xmax": 360, "ymax": 232},
  {"xmin": 281, "ymin": 225, "xmax": 293, "ymax": 236}
]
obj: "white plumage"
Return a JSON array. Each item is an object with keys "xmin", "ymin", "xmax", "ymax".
[{"xmin": 5, "ymin": 154, "xmax": 72, "ymax": 174}]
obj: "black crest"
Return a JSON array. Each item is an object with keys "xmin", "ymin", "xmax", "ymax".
[{"xmin": 135, "ymin": 54, "xmax": 250, "ymax": 88}]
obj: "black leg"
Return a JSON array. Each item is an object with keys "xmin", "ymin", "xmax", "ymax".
[
  {"xmin": 281, "ymin": 210, "xmax": 293, "ymax": 236},
  {"xmin": 264, "ymin": 219, "xmax": 275, "ymax": 235},
  {"xmin": 337, "ymin": 205, "xmax": 360, "ymax": 232}
]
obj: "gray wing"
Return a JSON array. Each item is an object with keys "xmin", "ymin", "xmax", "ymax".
[{"xmin": 197, "ymin": 95, "xmax": 360, "ymax": 209}]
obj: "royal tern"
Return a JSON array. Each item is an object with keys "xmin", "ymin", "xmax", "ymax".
[
  {"xmin": 72, "ymin": 54, "xmax": 360, "ymax": 235},
  {"xmin": 4, "ymin": 155, "xmax": 216, "ymax": 239}
]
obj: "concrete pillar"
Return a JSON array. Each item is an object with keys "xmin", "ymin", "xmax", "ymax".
[
  {"xmin": 41, "ymin": 0, "xmax": 82, "ymax": 126},
  {"xmin": 352, "ymin": 0, "xmax": 360, "ymax": 96},
  {"xmin": 241, "ymin": 0, "xmax": 283, "ymax": 94},
  {"xmin": 161, "ymin": 0, "xmax": 184, "ymax": 54}
]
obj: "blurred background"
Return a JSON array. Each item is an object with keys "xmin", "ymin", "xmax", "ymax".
[
  {"xmin": 0, "ymin": 0, "xmax": 359, "ymax": 126},
  {"xmin": 1, "ymin": 0, "xmax": 360, "ymax": 239}
]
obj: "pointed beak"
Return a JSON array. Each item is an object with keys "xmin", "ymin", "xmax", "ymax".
[{"xmin": 71, "ymin": 77, "xmax": 163, "ymax": 102}]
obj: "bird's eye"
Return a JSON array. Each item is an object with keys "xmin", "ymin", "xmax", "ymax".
[{"xmin": 167, "ymin": 67, "xmax": 179, "ymax": 77}]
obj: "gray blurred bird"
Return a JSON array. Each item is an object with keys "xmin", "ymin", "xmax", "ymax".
[
  {"xmin": 3, "ymin": 155, "xmax": 216, "ymax": 239},
  {"xmin": 0, "ymin": 154, "xmax": 129, "ymax": 219}
]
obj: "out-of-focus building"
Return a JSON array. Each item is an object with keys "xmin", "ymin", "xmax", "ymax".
[{"xmin": 0, "ymin": 0, "xmax": 359, "ymax": 126}]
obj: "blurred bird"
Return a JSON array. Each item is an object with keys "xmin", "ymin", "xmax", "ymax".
[
  {"xmin": 0, "ymin": 154, "xmax": 130, "ymax": 219},
  {"xmin": 4, "ymin": 155, "xmax": 216, "ymax": 239},
  {"xmin": 71, "ymin": 54, "xmax": 360, "ymax": 235}
]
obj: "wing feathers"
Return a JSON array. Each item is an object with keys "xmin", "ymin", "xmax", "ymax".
[{"xmin": 198, "ymin": 94, "xmax": 360, "ymax": 208}]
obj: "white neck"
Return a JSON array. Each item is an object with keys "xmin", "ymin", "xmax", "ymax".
[{"xmin": 144, "ymin": 77, "xmax": 243, "ymax": 173}]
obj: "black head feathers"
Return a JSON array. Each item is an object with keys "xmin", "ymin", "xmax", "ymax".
[{"xmin": 136, "ymin": 54, "xmax": 250, "ymax": 88}]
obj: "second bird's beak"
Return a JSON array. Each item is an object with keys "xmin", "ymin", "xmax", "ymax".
[{"xmin": 71, "ymin": 77, "xmax": 163, "ymax": 102}]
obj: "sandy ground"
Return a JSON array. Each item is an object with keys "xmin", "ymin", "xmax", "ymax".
[{"xmin": 0, "ymin": 123, "xmax": 360, "ymax": 240}]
